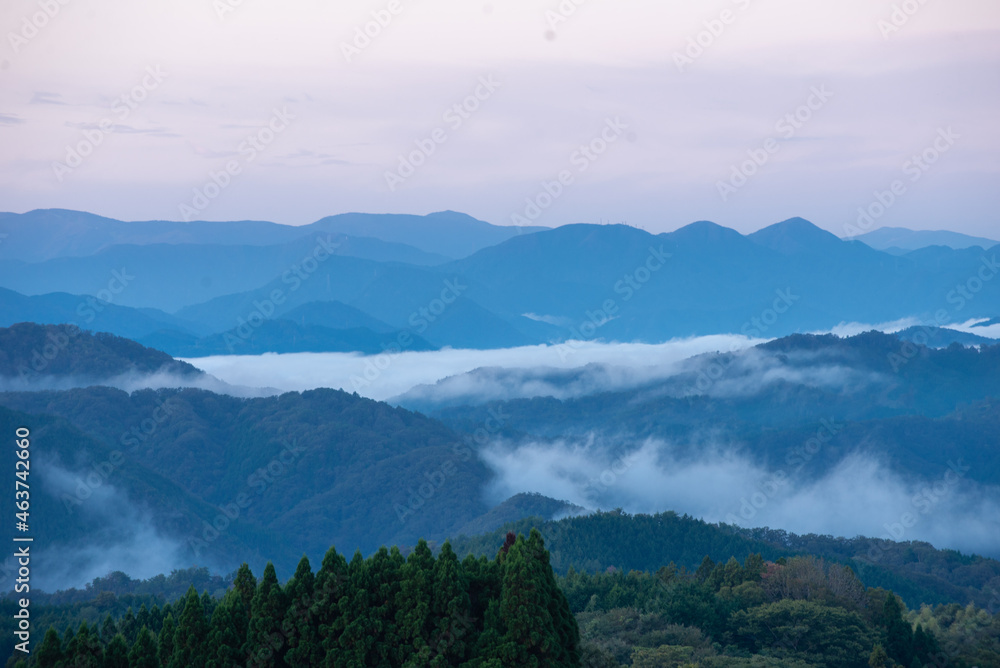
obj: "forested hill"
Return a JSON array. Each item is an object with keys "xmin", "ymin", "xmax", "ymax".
[
  {"xmin": 2, "ymin": 533, "xmax": 581, "ymax": 668},
  {"xmin": 0, "ymin": 323, "xmax": 202, "ymax": 383},
  {"xmin": 0, "ymin": 385, "xmax": 499, "ymax": 584},
  {"xmin": 449, "ymin": 510, "xmax": 1000, "ymax": 611},
  {"xmin": 5, "ymin": 531, "xmax": 999, "ymax": 667}
]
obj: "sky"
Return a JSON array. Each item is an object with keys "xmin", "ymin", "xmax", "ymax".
[{"xmin": 1, "ymin": 0, "xmax": 998, "ymax": 237}]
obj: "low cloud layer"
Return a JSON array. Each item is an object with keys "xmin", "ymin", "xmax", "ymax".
[
  {"xmin": 185, "ymin": 334, "xmax": 768, "ymax": 402},
  {"xmin": 480, "ymin": 437, "xmax": 1000, "ymax": 559},
  {"xmin": 8, "ymin": 459, "xmax": 191, "ymax": 592}
]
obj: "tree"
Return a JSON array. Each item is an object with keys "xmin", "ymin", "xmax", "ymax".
[
  {"xmin": 157, "ymin": 613, "xmax": 176, "ymax": 667},
  {"xmin": 104, "ymin": 633, "xmax": 130, "ymax": 668},
  {"xmin": 696, "ymin": 555, "xmax": 716, "ymax": 582},
  {"xmin": 494, "ymin": 531, "xmax": 565, "ymax": 667},
  {"xmin": 247, "ymin": 561, "xmax": 290, "ymax": 668},
  {"xmin": 233, "ymin": 562, "xmax": 257, "ymax": 612},
  {"xmin": 100, "ymin": 614, "xmax": 118, "ymax": 644},
  {"xmin": 120, "ymin": 607, "xmax": 139, "ymax": 645},
  {"xmin": 430, "ymin": 541, "xmax": 473, "ymax": 666},
  {"xmin": 396, "ymin": 538, "xmax": 436, "ymax": 665},
  {"xmin": 207, "ymin": 590, "xmax": 249, "ymax": 668},
  {"xmin": 283, "ymin": 556, "xmax": 320, "ymax": 666},
  {"xmin": 869, "ymin": 643, "xmax": 888, "ymax": 668},
  {"xmin": 129, "ymin": 626, "xmax": 160, "ymax": 668},
  {"xmin": 312, "ymin": 545, "xmax": 348, "ymax": 665},
  {"xmin": 170, "ymin": 586, "xmax": 209, "ymax": 668},
  {"xmin": 36, "ymin": 627, "xmax": 64, "ymax": 668},
  {"xmin": 336, "ymin": 550, "xmax": 378, "ymax": 665},
  {"xmin": 733, "ymin": 599, "xmax": 872, "ymax": 666},
  {"xmin": 883, "ymin": 592, "xmax": 915, "ymax": 666},
  {"xmin": 66, "ymin": 621, "xmax": 103, "ymax": 668}
]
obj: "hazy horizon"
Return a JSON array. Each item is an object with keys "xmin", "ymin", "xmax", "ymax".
[{"xmin": 2, "ymin": 0, "xmax": 998, "ymax": 238}]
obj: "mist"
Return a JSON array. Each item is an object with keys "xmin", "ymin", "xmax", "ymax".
[
  {"xmin": 480, "ymin": 437, "xmax": 1000, "ymax": 560},
  {"xmin": 184, "ymin": 321, "xmax": 993, "ymax": 406},
  {"xmin": 184, "ymin": 334, "xmax": 768, "ymax": 402},
  {"xmin": 16, "ymin": 459, "xmax": 191, "ymax": 592}
]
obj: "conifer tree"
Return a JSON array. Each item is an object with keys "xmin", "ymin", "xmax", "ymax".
[
  {"xmin": 67, "ymin": 621, "xmax": 104, "ymax": 668},
  {"xmin": 313, "ymin": 545, "xmax": 349, "ymax": 665},
  {"xmin": 129, "ymin": 626, "xmax": 159, "ymax": 668},
  {"xmin": 496, "ymin": 532, "xmax": 561, "ymax": 667},
  {"xmin": 170, "ymin": 585, "xmax": 209, "ymax": 668},
  {"xmin": 120, "ymin": 607, "xmax": 139, "ymax": 645},
  {"xmin": 430, "ymin": 540, "xmax": 473, "ymax": 666},
  {"xmin": 247, "ymin": 561, "xmax": 290, "ymax": 667},
  {"xmin": 207, "ymin": 590, "xmax": 249, "ymax": 667},
  {"xmin": 36, "ymin": 627, "xmax": 64, "ymax": 668},
  {"xmin": 283, "ymin": 555, "xmax": 320, "ymax": 666},
  {"xmin": 100, "ymin": 614, "xmax": 118, "ymax": 644},
  {"xmin": 104, "ymin": 633, "xmax": 130, "ymax": 668},
  {"xmin": 157, "ymin": 613, "xmax": 176, "ymax": 667},
  {"xmin": 234, "ymin": 562, "xmax": 258, "ymax": 612},
  {"xmin": 396, "ymin": 538, "xmax": 436, "ymax": 665}
]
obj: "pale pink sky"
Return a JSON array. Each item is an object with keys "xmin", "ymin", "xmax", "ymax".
[{"xmin": 1, "ymin": 0, "xmax": 998, "ymax": 237}]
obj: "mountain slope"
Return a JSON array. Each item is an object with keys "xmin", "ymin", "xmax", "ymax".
[
  {"xmin": 146, "ymin": 319, "xmax": 438, "ymax": 356},
  {"xmin": 0, "ymin": 235, "xmax": 450, "ymax": 312},
  {"xmin": 0, "ymin": 323, "xmax": 202, "ymax": 383},
  {"xmin": 0, "ymin": 385, "xmax": 497, "ymax": 580},
  {"xmin": 0, "ymin": 287, "xmax": 205, "ymax": 340},
  {"xmin": 306, "ymin": 210, "xmax": 547, "ymax": 259}
]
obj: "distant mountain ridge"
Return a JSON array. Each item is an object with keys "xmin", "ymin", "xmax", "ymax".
[
  {"xmin": 0, "ymin": 208, "xmax": 543, "ymax": 262},
  {"xmin": 852, "ymin": 226, "xmax": 999, "ymax": 253},
  {"xmin": 2, "ymin": 211, "xmax": 999, "ymax": 352}
]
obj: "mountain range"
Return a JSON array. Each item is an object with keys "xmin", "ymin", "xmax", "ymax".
[
  {"xmin": 1, "ymin": 210, "xmax": 997, "ymax": 354},
  {"xmin": 852, "ymin": 226, "xmax": 1000, "ymax": 254}
]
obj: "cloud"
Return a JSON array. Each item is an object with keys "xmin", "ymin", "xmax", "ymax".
[
  {"xmin": 183, "ymin": 334, "xmax": 766, "ymax": 402},
  {"xmin": 479, "ymin": 437, "xmax": 1000, "ymax": 559},
  {"xmin": 29, "ymin": 92, "xmax": 66, "ymax": 105},
  {"xmin": 0, "ymin": 113, "xmax": 24, "ymax": 125},
  {"xmin": 28, "ymin": 459, "xmax": 189, "ymax": 591},
  {"xmin": 65, "ymin": 120, "xmax": 172, "ymax": 135}
]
